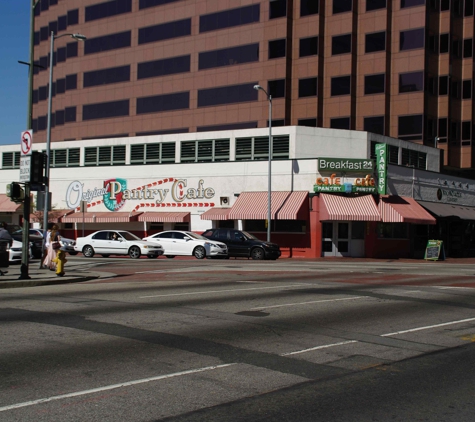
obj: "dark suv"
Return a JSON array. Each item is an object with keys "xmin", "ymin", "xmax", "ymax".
[{"xmin": 201, "ymin": 228, "xmax": 281, "ymax": 260}]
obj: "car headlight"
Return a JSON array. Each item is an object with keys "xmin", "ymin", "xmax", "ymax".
[{"xmin": 143, "ymin": 245, "xmax": 149, "ymax": 248}]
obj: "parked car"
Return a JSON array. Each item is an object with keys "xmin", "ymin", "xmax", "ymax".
[
  {"xmin": 7, "ymin": 239, "xmax": 33, "ymax": 263},
  {"xmin": 30, "ymin": 228, "xmax": 77, "ymax": 255},
  {"xmin": 75, "ymin": 230, "xmax": 164, "ymax": 259},
  {"xmin": 143, "ymin": 230, "xmax": 228, "ymax": 259},
  {"xmin": 9, "ymin": 226, "xmax": 43, "ymax": 259},
  {"xmin": 201, "ymin": 228, "xmax": 281, "ymax": 260}
]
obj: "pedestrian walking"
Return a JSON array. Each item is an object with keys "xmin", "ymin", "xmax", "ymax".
[
  {"xmin": 50, "ymin": 225, "xmax": 67, "ymax": 277},
  {"xmin": 40, "ymin": 223, "xmax": 53, "ymax": 269}
]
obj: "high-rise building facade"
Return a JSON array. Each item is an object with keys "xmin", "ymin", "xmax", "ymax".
[{"xmin": 31, "ymin": 0, "xmax": 475, "ymax": 171}]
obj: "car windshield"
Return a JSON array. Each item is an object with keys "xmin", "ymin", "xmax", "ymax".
[
  {"xmin": 186, "ymin": 232, "xmax": 208, "ymax": 240},
  {"xmin": 118, "ymin": 231, "xmax": 141, "ymax": 241},
  {"xmin": 241, "ymin": 231, "xmax": 258, "ymax": 240}
]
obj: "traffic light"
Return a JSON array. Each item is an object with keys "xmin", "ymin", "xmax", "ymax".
[
  {"xmin": 6, "ymin": 183, "xmax": 25, "ymax": 203},
  {"xmin": 30, "ymin": 151, "xmax": 46, "ymax": 184}
]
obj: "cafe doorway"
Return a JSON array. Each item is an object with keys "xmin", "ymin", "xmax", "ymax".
[{"xmin": 321, "ymin": 221, "xmax": 366, "ymax": 257}]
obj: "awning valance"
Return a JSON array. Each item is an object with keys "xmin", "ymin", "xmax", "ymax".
[
  {"xmin": 379, "ymin": 196, "xmax": 436, "ymax": 225},
  {"xmin": 138, "ymin": 212, "xmax": 190, "ymax": 222},
  {"xmin": 228, "ymin": 191, "xmax": 308, "ymax": 220},
  {"xmin": 319, "ymin": 194, "xmax": 380, "ymax": 221},
  {"xmin": 31, "ymin": 209, "xmax": 74, "ymax": 223},
  {"xmin": 61, "ymin": 212, "xmax": 142, "ymax": 223},
  {"xmin": 200, "ymin": 208, "xmax": 231, "ymax": 220},
  {"xmin": 418, "ymin": 201, "xmax": 475, "ymax": 220},
  {"xmin": 0, "ymin": 194, "xmax": 22, "ymax": 212}
]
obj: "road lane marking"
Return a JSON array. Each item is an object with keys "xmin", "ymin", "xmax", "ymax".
[
  {"xmin": 381, "ymin": 317, "xmax": 475, "ymax": 337},
  {"xmin": 251, "ymin": 296, "xmax": 364, "ymax": 310},
  {"xmin": 0, "ymin": 364, "xmax": 235, "ymax": 413},
  {"xmin": 281, "ymin": 340, "xmax": 358, "ymax": 356},
  {"xmin": 139, "ymin": 283, "xmax": 312, "ymax": 298}
]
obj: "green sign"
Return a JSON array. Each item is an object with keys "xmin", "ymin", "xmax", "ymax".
[
  {"xmin": 424, "ymin": 240, "xmax": 445, "ymax": 261},
  {"xmin": 318, "ymin": 158, "xmax": 375, "ymax": 172},
  {"xmin": 314, "ymin": 184, "xmax": 376, "ymax": 193},
  {"xmin": 375, "ymin": 144, "xmax": 387, "ymax": 195}
]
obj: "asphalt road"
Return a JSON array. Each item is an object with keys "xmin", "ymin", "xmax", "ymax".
[{"xmin": 1, "ymin": 257, "xmax": 475, "ymax": 421}]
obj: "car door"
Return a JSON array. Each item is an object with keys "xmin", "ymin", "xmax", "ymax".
[
  {"xmin": 90, "ymin": 231, "xmax": 110, "ymax": 254},
  {"xmin": 150, "ymin": 232, "xmax": 174, "ymax": 255},
  {"xmin": 227, "ymin": 230, "xmax": 249, "ymax": 257},
  {"xmin": 109, "ymin": 231, "xmax": 128, "ymax": 255},
  {"xmin": 171, "ymin": 232, "xmax": 191, "ymax": 255}
]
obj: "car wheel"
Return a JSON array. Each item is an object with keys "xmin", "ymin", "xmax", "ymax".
[
  {"xmin": 83, "ymin": 245, "xmax": 95, "ymax": 258},
  {"xmin": 101, "ymin": 254, "xmax": 110, "ymax": 258},
  {"xmin": 129, "ymin": 246, "xmax": 141, "ymax": 259},
  {"xmin": 193, "ymin": 246, "xmax": 206, "ymax": 259},
  {"xmin": 165, "ymin": 255, "xmax": 175, "ymax": 259},
  {"xmin": 251, "ymin": 247, "xmax": 265, "ymax": 260},
  {"xmin": 147, "ymin": 255, "xmax": 158, "ymax": 259},
  {"xmin": 68, "ymin": 252, "xmax": 78, "ymax": 256}
]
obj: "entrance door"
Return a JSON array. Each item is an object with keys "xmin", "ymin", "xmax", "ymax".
[{"xmin": 321, "ymin": 221, "xmax": 365, "ymax": 257}]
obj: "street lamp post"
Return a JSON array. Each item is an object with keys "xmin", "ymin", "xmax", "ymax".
[
  {"xmin": 253, "ymin": 85, "xmax": 272, "ymax": 242},
  {"xmin": 42, "ymin": 32, "xmax": 86, "ymax": 240}
]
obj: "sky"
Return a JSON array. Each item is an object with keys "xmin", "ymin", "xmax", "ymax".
[{"xmin": 0, "ymin": 2, "xmax": 31, "ymax": 146}]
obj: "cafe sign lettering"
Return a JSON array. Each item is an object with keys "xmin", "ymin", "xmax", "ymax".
[
  {"xmin": 318, "ymin": 158, "xmax": 374, "ymax": 172},
  {"xmin": 313, "ymin": 173, "xmax": 377, "ymax": 193}
]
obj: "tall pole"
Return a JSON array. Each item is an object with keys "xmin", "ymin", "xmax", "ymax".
[{"xmin": 267, "ymin": 95, "xmax": 272, "ymax": 243}]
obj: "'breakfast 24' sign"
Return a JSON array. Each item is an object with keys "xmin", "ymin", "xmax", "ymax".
[{"xmin": 318, "ymin": 158, "xmax": 374, "ymax": 172}]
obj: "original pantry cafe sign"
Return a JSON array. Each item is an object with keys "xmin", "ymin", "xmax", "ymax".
[{"xmin": 314, "ymin": 157, "xmax": 377, "ymax": 193}]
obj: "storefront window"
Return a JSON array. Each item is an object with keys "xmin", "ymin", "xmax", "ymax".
[
  {"xmin": 245, "ymin": 220, "xmax": 306, "ymax": 233},
  {"xmin": 377, "ymin": 223, "xmax": 408, "ymax": 239},
  {"xmin": 351, "ymin": 222, "xmax": 365, "ymax": 239}
]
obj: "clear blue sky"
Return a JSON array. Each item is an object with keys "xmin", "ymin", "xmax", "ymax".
[{"xmin": 0, "ymin": 1, "xmax": 31, "ymax": 146}]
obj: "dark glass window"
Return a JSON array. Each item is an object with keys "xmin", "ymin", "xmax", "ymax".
[
  {"xmin": 39, "ymin": 56, "xmax": 48, "ymax": 70},
  {"xmin": 332, "ymin": 34, "xmax": 352, "ymax": 55},
  {"xmin": 438, "ymin": 118, "xmax": 447, "ymax": 137},
  {"xmin": 198, "ymin": 82, "xmax": 258, "ymax": 107},
  {"xmin": 41, "ymin": 0, "xmax": 49, "ymax": 11},
  {"xmin": 40, "ymin": 26, "xmax": 48, "ymax": 41},
  {"xmin": 137, "ymin": 55, "xmax": 190, "ymax": 79},
  {"xmin": 333, "ymin": 0, "xmax": 352, "ymax": 14},
  {"xmin": 34, "ymin": 31, "xmax": 40, "ymax": 45},
  {"xmin": 463, "ymin": 38, "xmax": 473, "ymax": 58},
  {"xmin": 440, "ymin": 33, "xmax": 449, "ymax": 53},
  {"xmin": 56, "ymin": 110, "xmax": 65, "ymax": 125},
  {"xmin": 364, "ymin": 116, "xmax": 384, "ymax": 135},
  {"xmin": 366, "ymin": 0, "xmax": 387, "ymax": 11},
  {"xmin": 398, "ymin": 115, "xmax": 423, "ymax": 139},
  {"xmin": 301, "ymin": 0, "xmax": 319, "ymax": 15},
  {"xmin": 364, "ymin": 74, "xmax": 385, "ymax": 94},
  {"xmin": 137, "ymin": 128, "xmax": 188, "ymax": 136},
  {"xmin": 139, "ymin": 19, "xmax": 191, "ymax": 45},
  {"xmin": 197, "ymin": 122, "xmax": 258, "ymax": 132},
  {"xmin": 463, "ymin": 80, "xmax": 472, "ymax": 99},
  {"xmin": 85, "ymin": 0, "xmax": 132, "ymax": 22},
  {"xmin": 365, "ymin": 31, "xmax": 386, "ymax": 53},
  {"xmin": 84, "ymin": 65, "xmax": 130, "ymax": 87},
  {"xmin": 65, "ymin": 106, "xmax": 76, "ymax": 123},
  {"xmin": 65, "ymin": 74, "xmax": 77, "ymax": 90},
  {"xmin": 298, "ymin": 118, "xmax": 317, "ymax": 127},
  {"xmin": 466, "ymin": 0, "xmax": 474, "ymax": 16},
  {"xmin": 400, "ymin": 28, "xmax": 424, "ymax": 51},
  {"xmin": 331, "ymin": 117, "xmax": 350, "ymax": 129},
  {"xmin": 199, "ymin": 4, "xmax": 260, "ymax": 33},
  {"xmin": 66, "ymin": 42, "xmax": 78, "ymax": 58},
  {"xmin": 199, "ymin": 44, "xmax": 259, "ymax": 70},
  {"xmin": 56, "ymin": 78, "xmax": 65, "ymax": 94},
  {"xmin": 83, "ymin": 100, "xmax": 129, "ymax": 121},
  {"xmin": 38, "ymin": 116, "xmax": 47, "ymax": 131},
  {"xmin": 67, "ymin": 9, "xmax": 79, "ymax": 26},
  {"xmin": 441, "ymin": 0, "xmax": 450, "ymax": 10},
  {"xmin": 401, "ymin": 0, "xmax": 425, "ymax": 8},
  {"xmin": 85, "ymin": 31, "xmax": 131, "ymax": 54},
  {"xmin": 50, "ymin": 0, "xmax": 58, "ymax": 4},
  {"xmin": 462, "ymin": 121, "xmax": 471, "ymax": 139},
  {"xmin": 269, "ymin": 39, "xmax": 286, "ymax": 59},
  {"xmin": 298, "ymin": 77, "xmax": 318, "ymax": 97},
  {"xmin": 58, "ymin": 15, "xmax": 67, "ymax": 31},
  {"xmin": 39, "ymin": 86, "xmax": 47, "ymax": 101},
  {"xmin": 270, "ymin": 0, "xmax": 287, "ymax": 19},
  {"xmin": 57, "ymin": 47, "xmax": 66, "ymax": 62},
  {"xmin": 452, "ymin": 39, "xmax": 461, "ymax": 58},
  {"xmin": 48, "ymin": 21, "xmax": 58, "ymax": 36},
  {"xmin": 439, "ymin": 75, "xmax": 448, "ymax": 95},
  {"xmin": 136, "ymin": 92, "xmax": 189, "ymax": 114},
  {"xmin": 139, "ymin": 0, "xmax": 181, "ymax": 9},
  {"xmin": 32, "ymin": 90, "xmax": 38, "ymax": 104},
  {"xmin": 399, "ymin": 71, "xmax": 423, "ymax": 92},
  {"xmin": 300, "ymin": 36, "xmax": 318, "ymax": 57},
  {"xmin": 268, "ymin": 79, "xmax": 285, "ymax": 98},
  {"xmin": 331, "ymin": 76, "xmax": 351, "ymax": 96}
]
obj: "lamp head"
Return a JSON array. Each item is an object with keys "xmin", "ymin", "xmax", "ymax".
[
  {"xmin": 71, "ymin": 33, "xmax": 87, "ymax": 41},
  {"xmin": 253, "ymin": 85, "xmax": 262, "ymax": 91}
]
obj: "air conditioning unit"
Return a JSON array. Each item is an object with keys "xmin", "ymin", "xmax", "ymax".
[{"xmin": 220, "ymin": 196, "xmax": 229, "ymax": 206}]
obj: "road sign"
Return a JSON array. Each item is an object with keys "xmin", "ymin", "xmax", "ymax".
[
  {"xmin": 20, "ymin": 156, "xmax": 31, "ymax": 182},
  {"xmin": 21, "ymin": 130, "xmax": 33, "ymax": 156}
]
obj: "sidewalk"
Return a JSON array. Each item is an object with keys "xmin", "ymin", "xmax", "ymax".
[{"xmin": 0, "ymin": 265, "xmax": 115, "ymax": 289}]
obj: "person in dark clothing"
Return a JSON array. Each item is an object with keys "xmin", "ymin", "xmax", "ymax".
[{"xmin": 0, "ymin": 222, "xmax": 13, "ymax": 276}]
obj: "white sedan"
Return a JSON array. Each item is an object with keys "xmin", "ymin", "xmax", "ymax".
[
  {"xmin": 143, "ymin": 230, "xmax": 228, "ymax": 259},
  {"xmin": 75, "ymin": 230, "xmax": 164, "ymax": 259}
]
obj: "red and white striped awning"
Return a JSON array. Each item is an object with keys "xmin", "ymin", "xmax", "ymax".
[
  {"xmin": 0, "ymin": 194, "xmax": 22, "ymax": 212},
  {"xmin": 30, "ymin": 209, "xmax": 75, "ymax": 223},
  {"xmin": 138, "ymin": 212, "xmax": 190, "ymax": 222},
  {"xmin": 379, "ymin": 196, "xmax": 436, "ymax": 225},
  {"xmin": 61, "ymin": 212, "xmax": 142, "ymax": 223},
  {"xmin": 228, "ymin": 191, "xmax": 308, "ymax": 220},
  {"xmin": 319, "ymin": 194, "xmax": 380, "ymax": 221},
  {"xmin": 200, "ymin": 208, "xmax": 231, "ymax": 220}
]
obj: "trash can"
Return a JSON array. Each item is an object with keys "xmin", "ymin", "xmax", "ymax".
[{"xmin": 0, "ymin": 240, "xmax": 10, "ymax": 269}]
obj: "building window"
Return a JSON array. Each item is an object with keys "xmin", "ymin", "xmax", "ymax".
[
  {"xmin": 270, "ymin": 0, "xmax": 287, "ymax": 19},
  {"xmin": 298, "ymin": 118, "xmax": 317, "ymax": 127},
  {"xmin": 440, "ymin": 33, "xmax": 449, "ymax": 53},
  {"xmin": 300, "ymin": 36, "xmax": 318, "ymax": 57},
  {"xmin": 439, "ymin": 76, "xmax": 448, "ymax": 95},
  {"xmin": 2, "ymin": 152, "xmax": 21, "ymax": 169},
  {"xmin": 137, "ymin": 55, "xmax": 190, "ymax": 80},
  {"xmin": 198, "ymin": 82, "xmax": 258, "ymax": 107},
  {"xmin": 438, "ymin": 118, "xmax": 448, "ymax": 137},
  {"xmin": 65, "ymin": 74, "xmax": 77, "ymax": 90},
  {"xmin": 67, "ymin": 9, "xmax": 79, "ymax": 25},
  {"xmin": 84, "ymin": 145, "xmax": 126, "ymax": 166},
  {"xmin": 298, "ymin": 77, "xmax": 318, "ymax": 97},
  {"xmin": 398, "ymin": 114, "xmax": 423, "ymax": 141},
  {"xmin": 401, "ymin": 0, "xmax": 425, "ymax": 8},
  {"xmin": 401, "ymin": 148, "xmax": 427, "ymax": 169},
  {"xmin": 51, "ymin": 148, "xmax": 80, "ymax": 167},
  {"xmin": 364, "ymin": 74, "xmax": 385, "ymax": 95},
  {"xmin": 180, "ymin": 139, "xmax": 230, "ymax": 163},
  {"xmin": 331, "ymin": 76, "xmax": 351, "ymax": 96},
  {"xmin": 199, "ymin": 4, "xmax": 260, "ymax": 33},
  {"xmin": 366, "ymin": 0, "xmax": 386, "ymax": 10},
  {"xmin": 85, "ymin": 31, "xmax": 131, "ymax": 55},
  {"xmin": 85, "ymin": 0, "xmax": 132, "ymax": 22},
  {"xmin": 400, "ymin": 28, "xmax": 424, "ymax": 51},
  {"xmin": 463, "ymin": 80, "xmax": 472, "ymax": 99},
  {"xmin": 83, "ymin": 100, "xmax": 129, "ymax": 121},
  {"xmin": 66, "ymin": 42, "xmax": 78, "ymax": 58},
  {"xmin": 138, "ymin": 19, "xmax": 191, "ymax": 45},
  {"xmin": 64, "ymin": 106, "xmax": 76, "ymax": 123},
  {"xmin": 136, "ymin": 92, "xmax": 189, "ymax": 114},
  {"xmin": 57, "ymin": 47, "xmax": 66, "ymax": 62},
  {"xmin": 377, "ymin": 223, "xmax": 408, "ymax": 239},
  {"xmin": 463, "ymin": 38, "xmax": 473, "ymax": 58},
  {"xmin": 364, "ymin": 116, "xmax": 384, "ymax": 135},
  {"xmin": 55, "ymin": 110, "xmax": 64, "ymax": 125},
  {"xmin": 301, "ymin": 0, "xmax": 319, "ymax": 16},
  {"xmin": 465, "ymin": 0, "xmax": 474, "ymax": 15},
  {"xmin": 332, "ymin": 34, "xmax": 352, "ymax": 55},
  {"xmin": 130, "ymin": 142, "xmax": 176, "ymax": 165},
  {"xmin": 462, "ymin": 121, "xmax": 471, "ymax": 140},
  {"xmin": 333, "ymin": 0, "xmax": 352, "ymax": 14},
  {"xmin": 330, "ymin": 117, "xmax": 350, "ymax": 129},
  {"xmin": 199, "ymin": 43, "xmax": 259, "ymax": 70},
  {"xmin": 139, "ymin": 0, "xmax": 181, "ymax": 10},
  {"xmin": 197, "ymin": 122, "xmax": 258, "ymax": 132},
  {"xmin": 268, "ymin": 79, "xmax": 285, "ymax": 98},
  {"xmin": 365, "ymin": 31, "xmax": 386, "ymax": 53},
  {"xmin": 269, "ymin": 39, "xmax": 286, "ymax": 59},
  {"xmin": 399, "ymin": 71, "xmax": 424, "ymax": 93},
  {"xmin": 235, "ymin": 136, "xmax": 289, "ymax": 160},
  {"xmin": 84, "ymin": 65, "xmax": 130, "ymax": 87}
]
